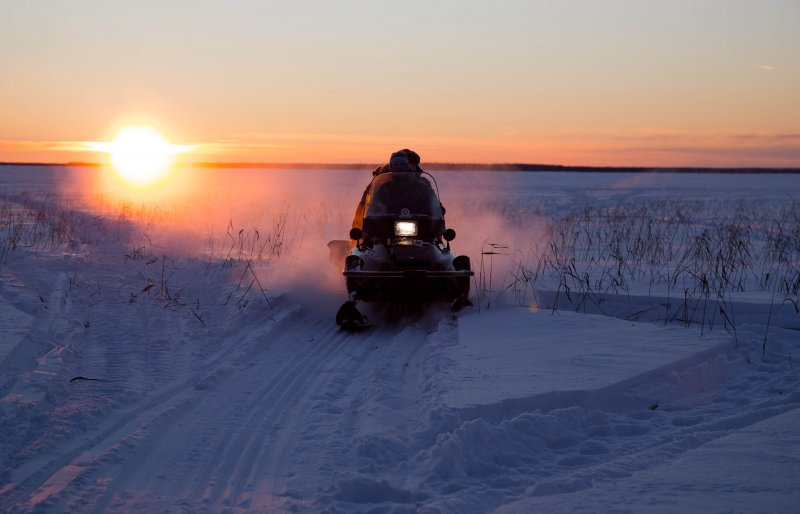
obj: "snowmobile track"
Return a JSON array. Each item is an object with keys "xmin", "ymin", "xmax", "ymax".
[{"xmin": 1, "ymin": 306, "xmax": 425, "ymax": 513}]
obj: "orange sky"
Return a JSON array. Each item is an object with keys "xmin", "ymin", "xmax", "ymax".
[{"xmin": 1, "ymin": 1, "xmax": 798, "ymax": 167}]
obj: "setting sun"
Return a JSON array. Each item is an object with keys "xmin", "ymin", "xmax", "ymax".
[
  {"xmin": 110, "ymin": 126, "xmax": 173, "ymax": 184},
  {"xmin": 90, "ymin": 126, "xmax": 188, "ymax": 186}
]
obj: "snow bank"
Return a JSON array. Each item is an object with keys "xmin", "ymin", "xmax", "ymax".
[
  {"xmin": 497, "ymin": 407, "xmax": 800, "ymax": 513},
  {"xmin": 446, "ymin": 307, "xmax": 730, "ymax": 408}
]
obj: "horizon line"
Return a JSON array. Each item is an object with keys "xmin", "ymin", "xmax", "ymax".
[{"xmin": 1, "ymin": 161, "xmax": 799, "ymax": 173}]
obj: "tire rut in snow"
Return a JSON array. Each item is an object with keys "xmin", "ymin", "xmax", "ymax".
[
  {"xmin": 1, "ymin": 304, "xmax": 298, "ymax": 511},
  {"xmin": 4, "ymin": 309, "xmax": 400, "ymax": 513}
]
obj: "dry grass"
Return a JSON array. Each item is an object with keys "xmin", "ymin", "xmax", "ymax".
[{"xmin": 476, "ymin": 198, "xmax": 800, "ymax": 350}]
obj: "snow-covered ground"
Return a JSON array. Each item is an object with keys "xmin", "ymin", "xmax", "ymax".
[{"xmin": 0, "ymin": 166, "xmax": 798, "ymax": 513}]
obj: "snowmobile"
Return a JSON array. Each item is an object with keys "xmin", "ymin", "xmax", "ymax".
[{"xmin": 334, "ymin": 170, "xmax": 473, "ymax": 330}]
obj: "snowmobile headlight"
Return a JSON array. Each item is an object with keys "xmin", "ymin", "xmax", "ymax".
[{"xmin": 394, "ymin": 220, "xmax": 418, "ymax": 237}]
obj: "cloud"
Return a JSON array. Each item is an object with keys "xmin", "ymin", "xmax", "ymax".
[
  {"xmin": 3, "ymin": 128, "xmax": 799, "ymax": 168},
  {"xmin": 527, "ymin": 129, "xmax": 800, "ymax": 167},
  {"xmin": 0, "ymin": 140, "xmax": 91, "ymax": 153},
  {"xmin": 759, "ymin": 65, "xmax": 776, "ymax": 71}
]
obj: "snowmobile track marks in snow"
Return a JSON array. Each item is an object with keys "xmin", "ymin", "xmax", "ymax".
[{"xmin": 1, "ymin": 308, "xmax": 408, "ymax": 513}]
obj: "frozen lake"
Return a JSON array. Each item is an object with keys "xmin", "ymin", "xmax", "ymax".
[
  {"xmin": 3, "ymin": 164, "xmax": 799, "ymax": 254},
  {"xmin": 4, "ymin": 164, "xmax": 799, "ymax": 207}
]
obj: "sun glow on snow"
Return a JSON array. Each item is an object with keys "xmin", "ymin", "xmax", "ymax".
[{"xmin": 92, "ymin": 126, "xmax": 189, "ymax": 186}]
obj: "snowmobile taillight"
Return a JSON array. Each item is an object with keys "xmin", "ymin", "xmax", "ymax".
[{"xmin": 394, "ymin": 220, "xmax": 418, "ymax": 237}]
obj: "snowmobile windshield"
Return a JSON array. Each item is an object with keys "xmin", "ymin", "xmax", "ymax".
[{"xmin": 364, "ymin": 172, "xmax": 443, "ymax": 219}]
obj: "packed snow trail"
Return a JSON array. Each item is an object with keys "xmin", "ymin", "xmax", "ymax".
[
  {"xmin": 1, "ymin": 290, "xmax": 445, "ymax": 512},
  {"xmin": 0, "ymin": 195, "xmax": 454, "ymax": 512}
]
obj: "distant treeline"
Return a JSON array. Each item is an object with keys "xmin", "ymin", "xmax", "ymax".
[
  {"xmin": 2, "ymin": 161, "xmax": 799, "ymax": 174},
  {"xmin": 423, "ymin": 163, "xmax": 800, "ymax": 174}
]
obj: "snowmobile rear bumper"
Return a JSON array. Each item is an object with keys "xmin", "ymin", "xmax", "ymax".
[
  {"xmin": 343, "ymin": 269, "xmax": 473, "ymax": 303},
  {"xmin": 343, "ymin": 270, "xmax": 473, "ymax": 279}
]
